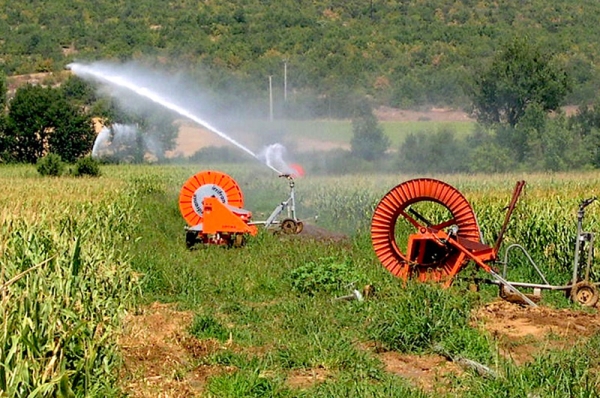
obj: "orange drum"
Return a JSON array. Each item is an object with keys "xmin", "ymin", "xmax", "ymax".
[{"xmin": 179, "ymin": 170, "xmax": 245, "ymax": 227}]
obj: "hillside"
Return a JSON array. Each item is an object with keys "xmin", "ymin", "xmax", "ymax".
[{"xmin": 2, "ymin": 0, "xmax": 600, "ymax": 114}]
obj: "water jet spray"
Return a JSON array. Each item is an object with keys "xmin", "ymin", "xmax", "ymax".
[{"xmin": 69, "ymin": 62, "xmax": 284, "ymax": 174}]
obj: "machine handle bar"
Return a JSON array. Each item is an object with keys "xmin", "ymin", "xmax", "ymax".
[{"xmin": 580, "ymin": 197, "xmax": 597, "ymax": 210}]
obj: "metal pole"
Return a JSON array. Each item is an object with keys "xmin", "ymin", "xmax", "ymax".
[
  {"xmin": 284, "ymin": 60, "xmax": 287, "ymax": 102},
  {"xmin": 269, "ymin": 75, "xmax": 273, "ymax": 121}
]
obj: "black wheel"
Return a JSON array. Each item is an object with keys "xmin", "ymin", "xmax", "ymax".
[
  {"xmin": 571, "ymin": 281, "xmax": 599, "ymax": 307},
  {"xmin": 185, "ymin": 231, "xmax": 198, "ymax": 249},
  {"xmin": 281, "ymin": 218, "xmax": 298, "ymax": 235}
]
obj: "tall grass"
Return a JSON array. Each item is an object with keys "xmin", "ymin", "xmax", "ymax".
[{"xmin": 0, "ymin": 167, "xmax": 139, "ymax": 396}]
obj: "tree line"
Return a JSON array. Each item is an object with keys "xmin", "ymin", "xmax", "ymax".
[{"xmin": 324, "ymin": 38, "xmax": 600, "ymax": 174}]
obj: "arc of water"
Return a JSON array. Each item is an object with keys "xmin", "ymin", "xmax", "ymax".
[{"xmin": 69, "ymin": 63, "xmax": 282, "ymax": 174}]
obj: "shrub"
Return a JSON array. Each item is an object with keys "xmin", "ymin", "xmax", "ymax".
[
  {"xmin": 36, "ymin": 153, "xmax": 65, "ymax": 176},
  {"xmin": 73, "ymin": 155, "xmax": 101, "ymax": 177}
]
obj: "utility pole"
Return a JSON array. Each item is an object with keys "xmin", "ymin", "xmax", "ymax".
[
  {"xmin": 269, "ymin": 75, "xmax": 273, "ymax": 121},
  {"xmin": 283, "ymin": 59, "xmax": 288, "ymax": 102}
]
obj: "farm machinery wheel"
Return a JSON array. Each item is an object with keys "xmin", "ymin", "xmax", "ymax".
[
  {"xmin": 281, "ymin": 218, "xmax": 298, "ymax": 235},
  {"xmin": 295, "ymin": 221, "xmax": 304, "ymax": 234},
  {"xmin": 570, "ymin": 281, "xmax": 599, "ymax": 307},
  {"xmin": 371, "ymin": 178, "xmax": 482, "ymax": 284},
  {"xmin": 185, "ymin": 230, "xmax": 199, "ymax": 249}
]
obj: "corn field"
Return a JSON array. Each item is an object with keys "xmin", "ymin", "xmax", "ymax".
[
  {"xmin": 0, "ymin": 168, "xmax": 139, "ymax": 397},
  {"xmin": 126, "ymin": 164, "xmax": 600, "ymax": 281},
  {"xmin": 2, "ymin": 163, "xmax": 600, "ymax": 396}
]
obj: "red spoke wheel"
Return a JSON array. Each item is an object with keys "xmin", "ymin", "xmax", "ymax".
[{"xmin": 371, "ymin": 178, "xmax": 481, "ymax": 284}]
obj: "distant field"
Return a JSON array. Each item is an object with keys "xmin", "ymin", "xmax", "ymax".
[
  {"xmin": 176, "ymin": 119, "xmax": 477, "ymax": 155},
  {"xmin": 242, "ymin": 119, "xmax": 476, "ymax": 147}
]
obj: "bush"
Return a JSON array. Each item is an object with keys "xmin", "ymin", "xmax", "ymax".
[
  {"xmin": 36, "ymin": 153, "xmax": 65, "ymax": 176},
  {"xmin": 73, "ymin": 156, "xmax": 101, "ymax": 177}
]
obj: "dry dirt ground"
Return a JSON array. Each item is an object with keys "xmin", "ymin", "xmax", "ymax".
[{"xmin": 119, "ymin": 295, "xmax": 600, "ymax": 396}]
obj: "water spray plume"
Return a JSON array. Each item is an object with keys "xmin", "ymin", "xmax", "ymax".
[
  {"xmin": 259, "ymin": 143, "xmax": 295, "ymax": 175},
  {"xmin": 68, "ymin": 62, "xmax": 283, "ymax": 174}
]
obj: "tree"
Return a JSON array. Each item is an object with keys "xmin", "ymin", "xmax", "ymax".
[
  {"xmin": 61, "ymin": 75, "xmax": 96, "ymax": 107},
  {"xmin": 470, "ymin": 37, "xmax": 571, "ymax": 128},
  {"xmin": 568, "ymin": 101, "xmax": 600, "ymax": 167},
  {"xmin": 0, "ymin": 73, "xmax": 7, "ymax": 162},
  {"xmin": 350, "ymin": 99, "xmax": 389, "ymax": 161},
  {"xmin": 0, "ymin": 72, "xmax": 6, "ymax": 111},
  {"xmin": 5, "ymin": 84, "xmax": 95, "ymax": 163},
  {"xmin": 397, "ymin": 128, "xmax": 469, "ymax": 173},
  {"xmin": 91, "ymin": 95, "xmax": 178, "ymax": 163}
]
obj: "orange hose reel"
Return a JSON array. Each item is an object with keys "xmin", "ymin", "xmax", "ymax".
[
  {"xmin": 179, "ymin": 170, "xmax": 257, "ymax": 246},
  {"xmin": 371, "ymin": 178, "xmax": 494, "ymax": 286},
  {"xmin": 179, "ymin": 170, "xmax": 246, "ymax": 226}
]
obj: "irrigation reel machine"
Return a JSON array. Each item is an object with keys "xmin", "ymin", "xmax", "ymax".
[
  {"xmin": 178, "ymin": 170, "xmax": 600, "ymax": 307},
  {"xmin": 179, "ymin": 170, "xmax": 304, "ymax": 248},
  {"xmin": 370, "ymin": 178, "xmax": 600, "ymax": 307}
]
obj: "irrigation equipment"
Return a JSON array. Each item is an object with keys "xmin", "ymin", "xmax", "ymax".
[
  {"xmin": 179, "ymin": 170, "xmax": 303, "ymax": 248},
  {"xmin": 370, "ymin": 178, "xmax": 599, "ymax": 307},
  {"xmin": 250, "ymin": 173, "xmax": 304, "ymax": 234}
]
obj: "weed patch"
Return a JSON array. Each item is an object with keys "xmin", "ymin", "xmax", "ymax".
[{"xmin": 289, "ymin": 256, "xmax": 360, "ymax": 295}]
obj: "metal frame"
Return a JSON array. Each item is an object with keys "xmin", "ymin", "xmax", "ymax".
[
  {"xmin": 250, "ymin": 174, "xmax": 298, "ymax": 229},
  {"xmin": 493, "ymin": 197, "xmax": 599, "ymax": 303}
]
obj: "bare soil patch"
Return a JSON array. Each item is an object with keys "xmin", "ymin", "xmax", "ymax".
[
  {"xmin": 6, "ymin": 72, "xmax": 68, "ymax": 95},
  {"xmin": 374, "ymin": 106, "xmax": 473, "ymax": 122},
  {"xmin": 286, "ymin": 367, "xmax": 330, "ymax": 389},
  {"xmin": 378, "ymin": 351, "xmax": 462, "ymax": 393},
  {"xmin": 118, "ymin": 302, "xmax": 229, "ymax": 397},
  {"xmin": 474, "ymin": 300, "xmax": 600, "ymax": 364},
  {"xmin": 169, "ymin": 120, "xmax": 230, "ymax": 157}
]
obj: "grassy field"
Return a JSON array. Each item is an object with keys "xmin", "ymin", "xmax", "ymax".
[
  {"xmin": 2, "ymin": 163, "xmax": 600, "ymax": 396},
  {"xmin": 218, "ymin": 120, "xmax": 476, "ymax": 149}
]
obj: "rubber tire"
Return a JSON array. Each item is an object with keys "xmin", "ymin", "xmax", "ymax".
[
  {"xmin": 281, "ymin": 218, "xmax": 298, "ymax": 235},
  {"xmin": 185, "ymin": 231, "xmax": 198, "ymax": 249},
  {"xmin": 570, "ymin": 281, "xmax": 599, "ymax": 307},
  {"xmin": 295, "ymin": 221, "xmax": 304, "ymax": 234}
]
